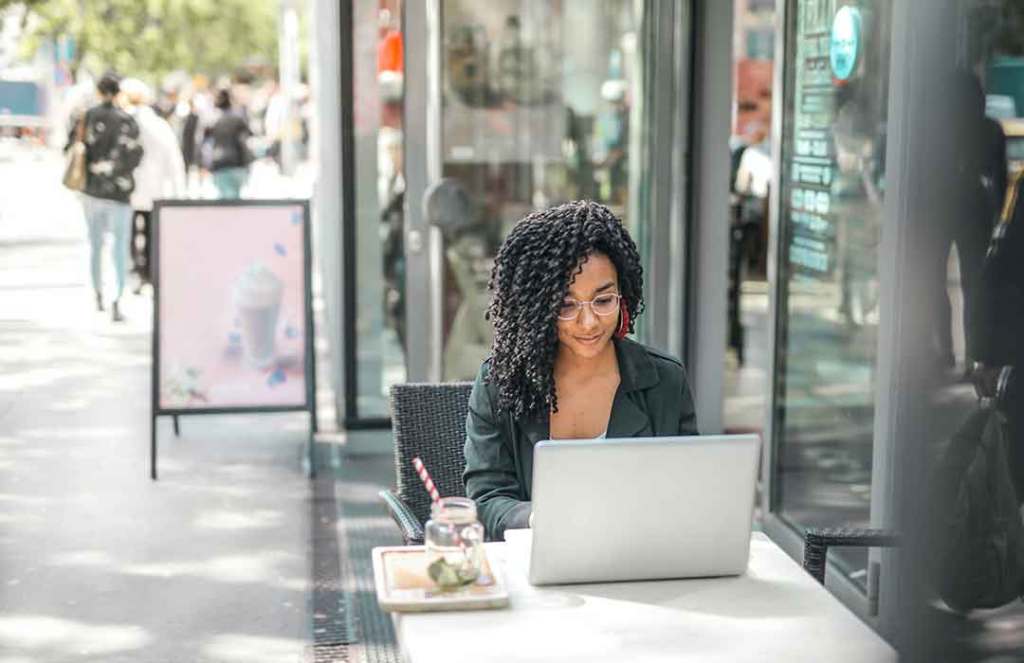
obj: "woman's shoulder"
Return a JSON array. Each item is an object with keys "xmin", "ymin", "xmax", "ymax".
[
  {"xmin": 472, "ymin": 356, "xmax": 494, "ymax": 382},
  {"xmin": 468, "ymin": 357, "xmax": 499, "ymax": 411},
  {"xmin": 617, "ymin": 338, "xmax": 688, "ymax": 389},
  {"xmin": 619, "ymin": 337, "xmax": 684, "ymax": 368}
]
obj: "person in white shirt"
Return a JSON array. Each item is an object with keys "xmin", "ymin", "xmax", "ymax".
[{"xmin": 120, "ymin": 78, "xmax": 187, "ymax": 292}]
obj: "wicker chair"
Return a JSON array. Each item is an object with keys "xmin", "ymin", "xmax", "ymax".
[
  {"xmin": 801, "ymin": 369, "xmax": 1011, "ymax": 585},
  {"xmin": 380, "ymin": 382, "xmax": 474, "ymax": 545},
  {"xmin": 802, "ymin": 527, "xmax": 900, "ymax": 584}
]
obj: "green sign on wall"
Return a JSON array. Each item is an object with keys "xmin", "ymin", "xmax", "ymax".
[{"xmin": 830, "ymin": 6, "xmax": 862, "ymax": 81}]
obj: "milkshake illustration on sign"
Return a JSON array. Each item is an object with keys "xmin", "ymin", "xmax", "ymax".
[{"xmin": 233, "ymin": 263, "xmax": 284, "ymax": 368}]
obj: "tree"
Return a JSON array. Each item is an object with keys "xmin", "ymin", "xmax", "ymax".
[{"xmin": 7, "ymin": 0, "xmax": 279, "ymax": 84}]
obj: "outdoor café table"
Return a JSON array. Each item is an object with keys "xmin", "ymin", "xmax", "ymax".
[{"xmin": 390, "ymin": 529, "xmax": 896, "ymax": 662}]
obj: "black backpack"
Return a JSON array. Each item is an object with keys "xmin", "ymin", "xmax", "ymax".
[
  {"xmin": 929, "ymin": 173, "xmax": 1024, "ymax": 612},
  {"xmin": 929, "ymin": 392, "xmax": 1024, "ymax": 612}
]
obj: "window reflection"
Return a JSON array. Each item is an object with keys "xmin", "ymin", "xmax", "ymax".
[
  {"xmin": 439, "ymin": 0, "xmax": 642, "ymax": 380},
  {"xmin": 725, "ymin": 0, "xmax": 776, "ymax": 439},
  {"xmin": 355, "ymin": 0, "xmax": 406, "ymax": 417},
  {"xmin": 774, "ymin": 0, "xmax": 891, "ymax": 589}
]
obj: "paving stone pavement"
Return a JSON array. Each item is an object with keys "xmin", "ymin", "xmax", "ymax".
[
  {"xmin": 0, "ymin": 232, "xmax": 410, "ymax": 663},
  {"xmin": 0, "ymin": 238, "xmax": 317, "ymax": 662}
]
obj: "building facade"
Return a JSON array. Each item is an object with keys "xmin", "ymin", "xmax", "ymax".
[{"xmin": 312, "ymin": 0, "xmax": 1024, "ymax": 652}]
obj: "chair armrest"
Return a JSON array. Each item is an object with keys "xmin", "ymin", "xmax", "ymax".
[
  {"xmin": 802, "ymin": 527, "xmax": 900, "ymax": 585},
  {"xmin": 379, "ymin": 489, "xmax": 425, "ymax": 546}
]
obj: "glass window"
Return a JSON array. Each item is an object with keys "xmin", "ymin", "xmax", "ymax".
[
  {"xmin": 437, "ymin": 0, "xmax": 646, "ymax": 380},
  {"xmin": 724, "ymin": 0, "xmax": 776, "ymax": 439},
  {"xmin": 1006, "ymin": 135, "xmax": 1024, "ymax": 163},
  {"xmin": 772, "ymin": 0, "xmax": 892, "ymax": 590},
  {"xmin": 353, "ymin": 0, "xmax": 406, "ymax": 417}
]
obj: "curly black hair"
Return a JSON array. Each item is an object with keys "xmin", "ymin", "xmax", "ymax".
[{"xmin": 485, "ymin": 200, "xmax": 645, "ymax": 420}]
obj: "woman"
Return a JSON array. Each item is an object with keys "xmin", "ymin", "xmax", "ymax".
[
  {"xmin": 204, "ymin": 89, "xmax": 252, "ymax": 200},
  {"xmin": 73, "ymin": 71, "xmax": 143, "ymax": 322},
  {"xmin": 463, "ymin": 200, "xmax": 698, "ymax": 541}
]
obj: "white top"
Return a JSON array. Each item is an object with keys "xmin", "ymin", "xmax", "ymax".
[
  {"xmin": 128, "ymin": 105, "xmax": 186, "ymax": 211},
  {"xmin": 550, "ymin": 430, "xmax": 606, "ymax": 441},
  {"xmin": 392, "ymin": 530, "xmax": 896, "ymax": 663}
]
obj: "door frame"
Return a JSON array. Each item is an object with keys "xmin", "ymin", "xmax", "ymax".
[
  {"xmin": 337, "ymin": 0, "xmax": 393, "ymax": 428},
  {"xmin": 682, "ymin": 0, "xmax": 733, "ymax": 434},
  {"xmin": 402, "ymin": 0, "xmax": 445, "ymax": 383}
]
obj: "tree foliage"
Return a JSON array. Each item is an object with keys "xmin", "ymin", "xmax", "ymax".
[{"xmin": 10, "ymin": 0, "xmax": 279, "ymax": 84}]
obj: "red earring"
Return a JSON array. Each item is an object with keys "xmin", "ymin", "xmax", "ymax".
[{"xmin": 616, "ymin": 300, "xmax": 630, "ymax": 339}]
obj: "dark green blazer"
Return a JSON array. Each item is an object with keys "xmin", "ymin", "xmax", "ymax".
[{"xmin": 462, "ymin": 337, "xmax": 699, "ymax": 541}]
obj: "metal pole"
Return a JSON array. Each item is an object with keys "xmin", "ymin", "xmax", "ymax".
[
  {"xmin": 308, "ymin": 411, "xmax": 317, "ymax": 479},
  {"xmin": 279, "ymin": 0, "xmax": 301, "ymax": 176},
  {"xmin": 151, "ymin": 415, "xmax": 158, "ymax": 480}
]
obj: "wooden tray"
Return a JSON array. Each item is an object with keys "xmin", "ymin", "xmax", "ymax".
[{"xmin": 372, "ymin": 545, "xmax": 509, "ymax": 612}]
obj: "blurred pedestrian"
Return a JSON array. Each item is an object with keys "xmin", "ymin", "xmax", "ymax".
[
  {"xmin": 204, "ymin": 89, "xmax": 252, "ymax": 199},
  {"xmin": 926, "ymin": 73, "xmax": 1007, "ymax": 370},
  {"xmin": 179, "ymin": 97, "xmax": 201, "ymax": 188},
  {"xmin": 79, "ymin": 71, "xmax": 144, "ymax": 322},
  {"xmin": 121, "ymin": 78, "xmax": 186, "ymax": 292}
]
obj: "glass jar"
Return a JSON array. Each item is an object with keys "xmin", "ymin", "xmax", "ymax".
[{"xmin": 424, "ymin": 497, "xmax": 485, "ymax": 591}]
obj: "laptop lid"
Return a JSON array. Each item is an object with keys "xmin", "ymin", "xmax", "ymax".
[{"xmin": 528, "ymin": 434, "xmax": 760, "ymax": 586}]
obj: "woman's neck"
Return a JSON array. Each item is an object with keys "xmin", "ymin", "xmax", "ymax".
[{"xmin": 554, "ymin": 340, "xmax": 618, "ymax": 383}]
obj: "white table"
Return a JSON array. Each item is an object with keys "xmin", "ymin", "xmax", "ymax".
[{"xmin": 392, "ymin": 530, "xmax": 896, "ymax": 663}]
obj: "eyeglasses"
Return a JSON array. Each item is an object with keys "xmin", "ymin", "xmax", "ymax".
[{"xmin": 557, "ymin": 293, "xmax": 621, "ymax": 321}]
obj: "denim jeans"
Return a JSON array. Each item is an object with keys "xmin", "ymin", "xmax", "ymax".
[
  {"xmin": 81, "ymin": 195, "xmax": 132, "ymax": 300},
  {"xmin": 212, "ymin": 167, "xmax": 248, "ymax": 200}
]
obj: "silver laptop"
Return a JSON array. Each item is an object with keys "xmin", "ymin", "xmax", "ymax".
[{"xmin": 528, "ymin": 434, "xmax": 760, "ymax": 586}]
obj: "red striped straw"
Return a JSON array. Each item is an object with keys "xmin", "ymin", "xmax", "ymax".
[
  {"xmin": 412, "ymin": 456, "xmax": 441, "ymax": 505},
  {"xmin": 412, "ymin": 456, "xmax": 469, "ymax": 555}
]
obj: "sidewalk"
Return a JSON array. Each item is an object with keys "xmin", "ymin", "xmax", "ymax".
[
  {"xmin": 0, "ymin": 144, "xmax": 313, "ymax": 246},
  {"xmin": 0, "ymin": 238, "xmax": 316, "ymax": 662}
]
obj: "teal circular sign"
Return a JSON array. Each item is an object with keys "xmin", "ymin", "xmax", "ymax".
[{"xmin": 830, "ymin": 6, "xmax": 862, "ymax": 81}]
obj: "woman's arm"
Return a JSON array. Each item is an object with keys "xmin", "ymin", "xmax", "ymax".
[
  {"xmin": 111, "ymin": 114, "xmax": 143, "ymax": 177},
  {"xmin": 462, "ymin": 364, "xmax": 532, "ymax": 541}
]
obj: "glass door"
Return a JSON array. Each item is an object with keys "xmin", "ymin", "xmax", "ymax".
[
  {"xmin": 403, "ymin": 0, "xmax": 663, "ymax": 382},
  {"xmin": 341, "ymin": 0, "xmax": 406, "ymax": 425},
  {"xmin": 766, "ymin": 0, "xmax": 893, "ymax": 596}
]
